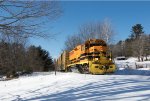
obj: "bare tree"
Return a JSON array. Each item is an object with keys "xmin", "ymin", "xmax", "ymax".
[
  {"xmin": 64, "ymin": 22, "xmax": 97, "ymax": 51},
  {"xmin": 64, "ymin": 18, "xmax": 115, "ymax": 51},
  {"xmin": 132, "ymin": 37, "xmax": 143, "ymax": 61},
  {"xmin": 79, "ymin": 22, "xmax": 97, "ymax": 42},
  {"xmin": 132, "ymin": 34, "xmax": 150, "ymax": 61},
  {"xmin": 99, "ymin": 18, "xmax": 115, "ymax": 44},
  {"xmin": 143, "ymin": 34, "xmax": 150, "ymax": 60},
  {"xmin": 78, "ymin": 19, "xmax": 115, "ymax": 45},
  {"xmin": 0, "ymin": 0, "xmax": 62, "ymax": 38},
  {"xmin": 64, "ymin": 34, "xmax": 82, "ymax": 51}
]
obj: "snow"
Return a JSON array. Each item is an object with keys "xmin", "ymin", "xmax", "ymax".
[
  {"xmin": 0, "ymin": 72, "xmax": 150, "ymax": 101},
  {"xmin": 0, "ymin": 57, "xmax": 150, "ymax": 101},
  {"xmin": 115, "ymin": 57, "xmax": 150, "ymax": 69}
]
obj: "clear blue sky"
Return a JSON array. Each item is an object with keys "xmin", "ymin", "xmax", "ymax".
[{"xmin": 31, "ymin": 1, "xmax": 150, "ymax": 59}]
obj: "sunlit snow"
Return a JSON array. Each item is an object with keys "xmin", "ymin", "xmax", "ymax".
[{"xmin": 0, "ymin": 58, "xmax": 150, "ymax": 101}]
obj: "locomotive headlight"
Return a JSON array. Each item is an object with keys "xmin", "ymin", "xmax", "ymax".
[{"xmin": 95, "ymin": 58, "xmax": 98, "ymax": 60}]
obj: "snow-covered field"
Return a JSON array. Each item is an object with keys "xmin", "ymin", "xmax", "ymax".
[
  {"xmin": 0, "ymin": 72, "xmax": 150, "ymax": 101},
  {"xmin": 0, "ymin": 58, "xmax": 150, "ymax": 101}
]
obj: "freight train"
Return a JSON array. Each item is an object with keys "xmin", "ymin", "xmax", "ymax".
[{"xmin": 57, "ymin": 39, "xmax": 116, "ymax": 74}]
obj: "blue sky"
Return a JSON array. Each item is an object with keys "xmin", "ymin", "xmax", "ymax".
[{"xmin": 30, "ymin": 1, "xmax": 150, "ymax": 59}]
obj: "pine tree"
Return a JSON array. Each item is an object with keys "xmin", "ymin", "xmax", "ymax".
[
  {"xmin": 37, "ymin": 46, "xmax": 54, "ymax": 71},
  {"xmin": 131, "ymin": 24, "xmax": 145, "ymax": 61},
  {"xmin": 27, "ymin": 46, "xmax": 54, "ymax": 72},
  {"xmin": 131, "ymin": 24, "xmax": 144, "ymax": 39}
]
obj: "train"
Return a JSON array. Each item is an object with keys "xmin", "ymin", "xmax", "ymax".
[{"xmin": 57, "ymin": 39, "xmax": 116, "ymax": 74}]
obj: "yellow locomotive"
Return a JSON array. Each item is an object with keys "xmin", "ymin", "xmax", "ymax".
[{"xmin": 57, "ymin": 39, "xmax": 116, "ymax": 74}]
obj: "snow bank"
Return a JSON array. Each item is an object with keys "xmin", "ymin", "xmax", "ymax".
[
  {"xmin": 115, "ymin": 57, "xmax": 150, "ymax": 76},
  {"xmin": 115, "ymin": 57, "xmax": 150, "ymax": 69}
]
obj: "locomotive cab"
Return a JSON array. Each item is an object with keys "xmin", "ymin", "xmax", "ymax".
[{"xmin": 87, "ymin": 40, "xmax": 116, "ymax": 74}]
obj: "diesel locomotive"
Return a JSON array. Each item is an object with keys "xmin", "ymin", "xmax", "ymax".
[{"xmin": 57, "ymin": 39, "xmax": 116, "ymax": 74}]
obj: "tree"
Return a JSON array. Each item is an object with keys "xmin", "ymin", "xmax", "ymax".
[
  {"xmin": 141, "ymin": 34, "xmax": 150, "ymax": 61},
  {"xmin": 37, "ymin": 46, "xmax": 54, "ymax": 71},
  {"xmin": 79, "ymin": 19, "xmax": 115, "ymax": 44},
  {"xmin": 131, "ymin": 24, "xmax": 144, "ymax": 39},
  {"xmin": 110, "ymin": 24, "xmax": 150, "ymax": 59},
  {"xmin": 0, "ymin": 41, "xmax": 26, "ymax": 76},
  {"xmin": 64, "ymin": 34, "xmax": 82, "ymax": 51},
  {"xmin": 0, "ymin": 1, "xmax": 61, "ymax": 76},
  {"xmin": 131, "ymin": 24, "xmax": 145, "ymax": 61},
  {"xmin": 27, "ymin": 46, "xmax": 54, "ymax": 72},
  {"xmin": 79, "ymin": 22, "xmax": 97, "ymax": 42},
  {"xmin": 0, "ymin": 41, "xmax": 10, "ymax": 75},
  {"xmin": 64, "ymin": 18, "xmax": 115, "ymax": 51},
  {"xmin": 132, "ymin": 37, "xmax": 144, "ymax": 61},
  {"xmin": 124, "ymin": 38, "xmax": 133, "ymax": 57},
  {"xmin": 99, "ymin": 19, "xmax": 115, "ymax": 44},
  {"xmin": 0, "ymin": 1, "xmax": 62, "ymax": 38},
  {"xmin": 110, "ymin": 40, "xmax": 125, "ymax": 57}
]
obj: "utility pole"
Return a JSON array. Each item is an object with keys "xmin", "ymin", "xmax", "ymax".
[
  {"xmin": 54, "ymin": 58, "xmax": 57, "ymax": 75},
  {"xmin": 55, "ymin": 66, "xmax": 56, "ymax": 75}
]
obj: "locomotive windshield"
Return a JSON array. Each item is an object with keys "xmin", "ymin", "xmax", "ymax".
[
  {"xmin": 85, "ymin": 39, "xmax": 107, "ymax": 48},
  {"xmin": 89, "ymin": 42, "xmax": 107, "ymax": 47}
]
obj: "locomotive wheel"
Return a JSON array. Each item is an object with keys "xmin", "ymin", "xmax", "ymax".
[
  {"xmin": 66, "ymin": 67, "xmax": 72, "ymax": 72},
  {"xmin": 82, "ymin": 64, "xmax": 89, "ymax": 74},
  {"xmin": 76, "ymin": 65, "xmax": 84, "ymax": 73}
]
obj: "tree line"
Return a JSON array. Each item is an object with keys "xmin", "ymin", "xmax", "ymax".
[
  {"xmin": 111, "ymin": 24, "xmax": 150, "ymax": 61},
  {"xmin": 0, "ymin": 42, "xmax": 55, "ymax": 77},
  {"xmin": 64, "ymin": 21, "xmax": 150, "ymax": 62}
]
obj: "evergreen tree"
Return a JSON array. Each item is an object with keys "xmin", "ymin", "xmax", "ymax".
[
  {"xmin": 27, "ymin": 46, "xmax": 54, "ymax": 72},
  {"xmin": 131, "ymin": 24, "xmax": 144, "ymax": 39},
  {"xmin": 37, "ymin": 46, "xmax": 54, "ymax": 71}
]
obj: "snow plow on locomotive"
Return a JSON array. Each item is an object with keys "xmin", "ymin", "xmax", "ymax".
[{"xmin": 57, "ymin": 39, "xmax": 116, "ymax": 74}]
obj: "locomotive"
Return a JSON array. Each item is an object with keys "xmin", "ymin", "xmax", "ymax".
[{"xmin": 57, "ymin": 39, "xmax": 116, "ymax": 74}]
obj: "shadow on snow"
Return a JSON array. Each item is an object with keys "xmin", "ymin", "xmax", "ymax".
[
  {"xmin": 115, "ymin": 68, "xmax": 150, "ymax": 76},
  {"xmin": 22, "ymin": 77, "xmax": 150, "ymax": 101}
]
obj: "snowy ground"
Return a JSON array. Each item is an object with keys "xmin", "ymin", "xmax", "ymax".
[
  {"xmin": 115, "ymin": 57, "xmax": 150, "ymax": 69},
  {"xmin": 114, "ymin": 57, "xmax": 150, "ymax": 76},
  {"xmin": 0, "ymin": 72, "xmax": 150, "ymax": 101},
  {"xmin": 0, "ymin": 58, "xmax": 150, "ymax": 101}
]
